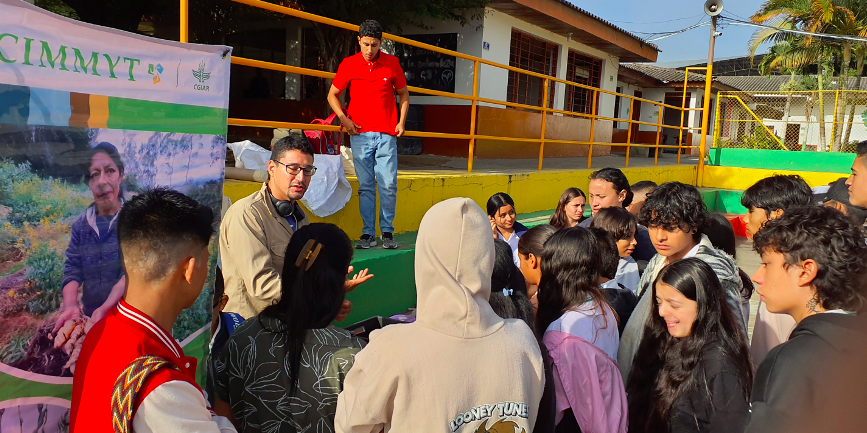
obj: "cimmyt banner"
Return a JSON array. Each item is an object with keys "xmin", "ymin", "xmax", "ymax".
[{"xmin": 0, "ymin": 1, "xmax": 231, "ymax": 430}]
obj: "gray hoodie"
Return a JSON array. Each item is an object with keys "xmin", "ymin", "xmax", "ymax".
[
  {"xmin": 617, "ymin": 235, "xmax": 748, "ymax": 383},
  {"xmin": 335, "ymin": 198, "xmax": 545, "ymax": 433}
]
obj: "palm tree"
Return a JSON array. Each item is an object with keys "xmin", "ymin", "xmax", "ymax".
[{"xmin": 750, "ymin": 0, "xmax": 855, "ymax": 151}]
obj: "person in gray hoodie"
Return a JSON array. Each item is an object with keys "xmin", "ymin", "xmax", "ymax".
[
  {"xmin": 618, "ymin": 182, "xmax": 747, "ymax": 383},
  {"xmin": 335, "ymin": 197, "xmax": 545, "ymax": 433}
]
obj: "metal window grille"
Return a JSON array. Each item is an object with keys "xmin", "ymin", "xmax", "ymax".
[
  {"xmin": 507, "ymin": 30, "xmax": 558, "ymax": 109},
  {"xmin": 565, "ymin": 50, "xmax": 602, "ymax": 114}
]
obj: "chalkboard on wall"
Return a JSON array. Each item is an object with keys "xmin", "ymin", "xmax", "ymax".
[{"xmin": 392, "ymin": 33, "xmax": 458, "ymax": 93}]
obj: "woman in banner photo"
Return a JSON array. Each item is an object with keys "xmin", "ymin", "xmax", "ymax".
[{"xmin": 53, "ymin": 142, "xmax": 127, "ymax": 346}]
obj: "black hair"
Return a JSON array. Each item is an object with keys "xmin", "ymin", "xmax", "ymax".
[
  {"xmin": 271, "ymin": 133, "xmax": 314, "ymax": 161},
  {"xmin": 857, "ymin": 140, "xmax": 867, "ymax": 158},
  {"xmin": 261, "ymin": 223, "xmax": 353, "ymax": 395},
  {"xmin": 639, "ymin": 181, "xmax": 709, "ymax": 242},
  {"xmin": 487, "ymin": 192, "xmax": 516, "ymax": 217},
  {"xmin": 550, "ymin": 187, "xmax": 587, "ymax": 229},
  {"xmin": 358, "ymin": 20, "xmax": 383, "ymax": 40},
  {"xmin": 88, "ymin": 142, "xmax": 125, "ymax": 177},
  {"xmin": 627, "ymin": 258, "xmax": 752, "ymax": 432},
  {"xmin": 631, "ymin": 180, "xmax": 658, "ymax": 195},
  {"xmin": 590, "ymin": 207, "xmax": 637, "ymax": 241},
  {"xmin": 489, "ymin": 239, "xmax": 536, "ymax": 333},
  {"xmin": 517, "ymin": 224, "xmax": 557, "ymax": 258},
  {"xmin": 740, "ymin": 174, "xmax": 813, "ymax": 216},
  {"xmin": 117, "ymin": 188, "xmax": 215, "ymax": 282},
  {"xmin": 703, "ymin": 214, "xmax": 736, "ymax": 257},
  {"xmin": 825, "ymin": 177, "xmax": 867, "ymax": 226},
  {"xmin": 752, "ymin": 206, "xmax": 867, "ymax": 312},
  {"xmin": 535, "ymin": 227, "xmax": 614, "ymax": 338},
  {"xmin": 589, "ymin": 227, "xmax": 619, "ymax": 280},
  {"xmin": 590, "ymin": 167, "xmax": 633, "ymax": 207},
  {"xmin": 702, "ymin": 214, "xmax": 756, "ymax": 300}
]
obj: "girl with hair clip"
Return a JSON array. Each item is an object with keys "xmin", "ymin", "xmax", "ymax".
[
  {"xmin": 487, "ymin": 192, "xmax": 528, "ymax": 266},
  {"xmin": 517, "ymin": 224, "xmax": 558, "ymax": 312},
  {"xmin": 549, "ymin": 187, "xmax": 587, "ymax": 230},
  {"xmin": 489, "ymin": 239, "xmax": 535, "ymax": 332},
  {"xmin": 215, "ymin": 223, "xmax": 368, "ymax": 432},
  {"xmin": 627, "ymin": 258, "xmax": 752, "ymax": 433},
  {"xmin": 591, "ymin": 207, "xmax": 641, "ymax": 294},
  {"xmin": 536, "ymin": 227, "xmax": 627, "ymax": 433}
]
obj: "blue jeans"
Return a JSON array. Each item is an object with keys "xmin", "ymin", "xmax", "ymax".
[{"xmin": 350, "ymin": 132, "xmax": 397, "ymax": 236}]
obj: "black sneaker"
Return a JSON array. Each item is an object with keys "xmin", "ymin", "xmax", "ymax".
[
  {"xmin": 356, "ymin": 234, "xmax": 376, "ymax": 249},
  {"xmin": 381, "ymin": 232, "xmax": 398, "ymax": 249}
]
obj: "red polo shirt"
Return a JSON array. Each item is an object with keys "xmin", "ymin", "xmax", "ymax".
[
  {"xmin": 332, "ymin": 51, "xmax": 407, "ymax": 135},
  {"xmin": 70, "ymin": 300, "xmax": 202, "ymax": 431}
]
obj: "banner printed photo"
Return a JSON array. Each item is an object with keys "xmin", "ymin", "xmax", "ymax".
[{"xmin": 0, "ymin": 0, "xmax": 231, "ymax": 430}]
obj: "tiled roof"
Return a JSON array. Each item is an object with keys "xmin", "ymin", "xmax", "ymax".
[
  {"xmin": 552, "ymin": 0, "xmax": 659, "ymax": 51},
  {"xmin": 621, "ymin": 64, "xmax": 708, "ymax": 83}
]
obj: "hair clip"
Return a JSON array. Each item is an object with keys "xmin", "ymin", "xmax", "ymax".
[
  {"xmin": 502, "ymin": 288, "xmax": 513, "ymax": 296},
  {"xmin": 295, "ymin": 239, "xmax": 323, "ymax": 271}
]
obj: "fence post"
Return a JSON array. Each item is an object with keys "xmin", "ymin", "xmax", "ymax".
[
  {"xmin": 654, "ymin": 103, "xmax": 663, "ymax": 166},
  {"xmin": 180, "ymin": 0, "xmax": 189, "ymax": 42},
  {"xmin": 587, "ymin": 89, "xmax": 598, "ymax": 169},
  {"xmin": 830, "ymin": 89, "xmax": 841, "ymax": 152},
  {"xmin": 468, "ymin": 60, "xmax": 479, "ymax": 172},
  {"xmin": 625, "ymin": 98, "xmax": 634, "ymax": 168},
  {"xmin": 538, "ymin": 78, "xmax": 549, "ymax": 170}
]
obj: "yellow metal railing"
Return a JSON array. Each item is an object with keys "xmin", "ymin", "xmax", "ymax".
[{"xmin": 182, "ymin": 0, "xmax": 705, "ymax": 172}]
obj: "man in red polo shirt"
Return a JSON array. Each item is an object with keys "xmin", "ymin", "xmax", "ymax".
[
  {"xmin": 328, "ymin": 19, "xmax": 409, "ymax": 250},
  {"xmin": 70, "ymin": 188, "xmax": 235, "ymax": 432}
]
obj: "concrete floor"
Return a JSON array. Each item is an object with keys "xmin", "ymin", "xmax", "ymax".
[{"xmin": 397, "ymin": 152, "xmax": 699, "ymax": 175}]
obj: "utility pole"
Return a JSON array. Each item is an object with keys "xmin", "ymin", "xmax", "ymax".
[{"xmin": 698, "ymin": 0, "xmax": 721, "ymax": 186}]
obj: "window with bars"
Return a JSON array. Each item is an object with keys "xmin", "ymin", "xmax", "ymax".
[
  {"xmin": 565, "ymin": 50, "xmax": 603, "ymax": 114},
  {"xmin": 507, "ymin": 30, "xmax": 559, "ymax": 109}
]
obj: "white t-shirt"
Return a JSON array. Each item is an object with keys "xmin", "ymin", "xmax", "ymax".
[
  {"xmin": 545, "ymin": 301, "xmax": 620, "ymax": 360},
  {"xmin": 498, "ymin": 230, "xmax": 521, "ymax": 267},
  {"xmin": 615, "ymin": 257, "xmax": 640, "ymax": 294}
]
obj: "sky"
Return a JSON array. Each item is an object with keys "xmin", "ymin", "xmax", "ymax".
[{"xmin": 571, "ymin": 0, "xmax": 771, "ymax": 64}]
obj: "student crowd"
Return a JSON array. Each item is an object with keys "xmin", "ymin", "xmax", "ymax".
[
  {"xmin": 66, "ymin": 133, "xmax": 867, "ymax": 433},
  {"xmin": 66, "ymin": 19, "xmax": 867, "ymax": 433}
]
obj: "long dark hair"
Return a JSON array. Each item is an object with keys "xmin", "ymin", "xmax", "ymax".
[
  {"xmin": 535, "ymin": 227, "xmax": 614, "ymax": 337},
  {"xmin": 627, "ymin": 258, "xmax": 752, "ymax": 432},
  {"xmin": 549, "ymin": 188, "xmax": 586, "ymax": 229},
  {"xmin": 590, "ymin": 207, "xmax": 637, "ymax": 241},
  {"xmin": 703, "ymin": 213, "xmax": 755, "ymax": 300},
  {"xmin": 490, "ymin": 239, "xmax": 535, "ymax": 333},
  {"xmin": 260, "ymin": 223, "xmax": 352, "ymax": 395},
  {"xmin": 590, "ymin": 168, "xmax": 633, "ymax": 207},
  {"xmin": 487, "ymin": 192, "xmax": 516, "ymax": 217},
  {"xmin": 517, "ymin": 224, "xmax": 557, "ymax": 259}
]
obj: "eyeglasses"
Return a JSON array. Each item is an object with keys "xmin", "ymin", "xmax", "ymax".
[{"xmin": 273, "ymin": 160, "xmax": 316, "ymax": 176}]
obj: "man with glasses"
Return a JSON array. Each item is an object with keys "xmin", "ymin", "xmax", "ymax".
[{"xmin": 219, "ymin": 135, "xmax": 317, "ymax": 319}]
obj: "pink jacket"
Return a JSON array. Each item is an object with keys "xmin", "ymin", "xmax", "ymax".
[{"xmin": 543, "ymin": 330, "xmax": 628, "ymax": 433}]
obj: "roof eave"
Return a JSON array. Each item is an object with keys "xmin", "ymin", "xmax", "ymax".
[{"xmin": 487, "ymin": 0, "xmax": 659, "ymax": 63}]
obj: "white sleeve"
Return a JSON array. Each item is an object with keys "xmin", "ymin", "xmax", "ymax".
[{"xmin": 132, "ymin": 380, "xmax": 237, "ymax": 433}]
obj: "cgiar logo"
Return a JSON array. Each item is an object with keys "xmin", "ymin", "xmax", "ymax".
[{"xmin": 192, "ymin": 60, "xmax": 211, "ymax": 91}]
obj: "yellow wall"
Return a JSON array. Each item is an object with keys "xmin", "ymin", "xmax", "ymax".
[
  {"xmin": 224, "ymin": 165, "xmax": 697, "ymax": 239},
  {"xmin": 702, "ymin": 166, "xmax": 850, "ymax": 190}
]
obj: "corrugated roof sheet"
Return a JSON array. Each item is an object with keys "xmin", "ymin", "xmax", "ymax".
[{"xmin": 621, "ymin": 64, "xmax": 708, "ymax": 83}]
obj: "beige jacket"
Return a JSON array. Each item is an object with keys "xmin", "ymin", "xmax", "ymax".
[
  {"xmin": 335, "ymin": 198, "xmax": 545, "ymax": 433},
  {"xmin": 219, "ymin": 182, "xmax": 309, "ymax": 318}
]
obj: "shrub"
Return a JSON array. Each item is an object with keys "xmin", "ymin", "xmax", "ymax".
[
  {"xmin": 24, "ymin": 242, "xmax": 64, "ymax": 315},
  {"xmin": 0, "ymin": 159, "xmax": 91, "ymax": 225}
]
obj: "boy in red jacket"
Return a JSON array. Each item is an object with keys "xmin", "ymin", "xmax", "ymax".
[{"xmin": 70, "ymin": 188, "xmax": 235, "ymax": 432}]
